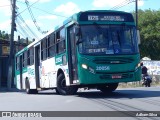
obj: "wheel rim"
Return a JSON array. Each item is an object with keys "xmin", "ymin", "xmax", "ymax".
[{"xmin": 60, "ymin": 78, "xmax": 67, "ymax": 90}]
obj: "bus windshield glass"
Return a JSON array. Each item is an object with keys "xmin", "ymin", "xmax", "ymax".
[{"xmin": 78, "ymin": 25, "xmax": 139, "ymax": 55}]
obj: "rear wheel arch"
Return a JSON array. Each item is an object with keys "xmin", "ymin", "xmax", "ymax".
[{"xmin": 57, "ymin": 69, "xmax": 64, "ymax": 79}]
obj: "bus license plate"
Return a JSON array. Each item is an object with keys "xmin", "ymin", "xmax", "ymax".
[{"xmin": 112, "ymin": 75, "xmax": 122, "ymax": 79}]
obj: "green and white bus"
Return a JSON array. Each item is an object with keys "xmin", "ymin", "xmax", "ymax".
[{"xmin": 15, "ymin": 10, "xmax": 141, "ymax": 95}]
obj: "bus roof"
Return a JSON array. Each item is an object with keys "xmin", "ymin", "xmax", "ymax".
[{"xmin": 54, "ymin": 10, "xmax": 133, "ymax": 30}]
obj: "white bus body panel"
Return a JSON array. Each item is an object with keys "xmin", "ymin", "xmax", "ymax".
[
  {"xmin": 16, "ymin": 75, "xmax": 21, "ymax": 89},
  {"xmin": 40, "ymin": 58, "xmax": 56, "ymax": 88},
  {"xmin": 28, "ymin": 65, "xmax": 37, "ymax": 89},
  {"xmin": 39, "ymin": 58, "xmax": 70, "ymax": 88}
]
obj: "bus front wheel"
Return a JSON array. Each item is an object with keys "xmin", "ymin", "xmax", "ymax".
[
  {"xmin": 57, "ymin": 73, "xmax": 78, "ymax": 95},
  {"xmin": 98, "ymin": 83, "xmax": 119, "ymax": 93}
]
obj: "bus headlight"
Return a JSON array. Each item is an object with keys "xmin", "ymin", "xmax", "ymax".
[
  {"xmin": 82, "ymin": 64, "xmax": 88, "ymax": 69},
  {"xmin": 135, "ymin": 63, "xmax": 141, "ymax": 70}
]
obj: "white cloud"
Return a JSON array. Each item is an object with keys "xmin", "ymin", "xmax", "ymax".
[
  {"xmin": 0, "ymin": 0, "xmax": 11, "ymax": 16},
  {"xmin": 138, "ymin": 1, "xmax": 144, "ymax": 7},
  {"xmin": 0, "ymin": 20, "xmax": 11, "ymax": 30},
  {"xmin": 92, "ymin": 0, "xmax": 144, "ymax": 8},
  {"xmin": 92, "ymin": 0, "xmax": 124, "ymax": 8},
  {"xmin": 0, "ymin": 0, "xmax": 10, "ymax": 6},
  {"xmin": 38, "ymin": 15, "xmax": 58, "ymax": 20},
  {"xmin": 54, "ymin": 2, "xmax": 80, "ymax": 16}
]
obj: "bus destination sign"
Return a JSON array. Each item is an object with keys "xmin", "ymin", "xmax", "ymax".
[{"xmin": 88, "ymin": 15, "xmax": 125, "ymax": 21}]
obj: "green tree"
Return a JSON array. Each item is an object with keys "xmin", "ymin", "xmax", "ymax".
[
  {"xmin": 0, "ymin": 30, "xmax": 10, "ymax": 40},
  {"xmin": 134, "ymin": 9, "xmax": 160, "ymax": 60}
]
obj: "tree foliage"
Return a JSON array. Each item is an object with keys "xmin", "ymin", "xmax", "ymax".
[
  {"xmin": 135, "ymin": 9, "xmax": 160, "ymax": 60},
  {"xmin": 0, "ymin": 30, "xmax": 10, "ymax": 40},
  {"xmin": 0, "ymin": 30, "xmax": 33, "ymax": 44}
]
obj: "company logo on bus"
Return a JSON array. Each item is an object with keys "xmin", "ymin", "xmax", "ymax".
[{"xmin": 55, "ymin": 57, "xmax": 62, "ymax": 64}]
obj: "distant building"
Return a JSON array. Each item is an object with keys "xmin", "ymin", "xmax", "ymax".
[{"xmin": 0, "ymin": 39, "xmax": 28, "ymax": 88}]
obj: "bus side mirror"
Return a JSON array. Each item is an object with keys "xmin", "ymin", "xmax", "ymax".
[
  {"xmin": 137, "ymin": 30, "xmax": 141, "ymax": 45},
  {"xmin": 74, "ymin": 25, "xmax": 80, "ymax": 36},
  {"xmin": 74, "ymin": 25, "xmax": 83, "ymax": 45}
]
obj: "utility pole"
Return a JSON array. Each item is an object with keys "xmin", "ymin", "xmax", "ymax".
[
  {"xmin": 7, "ymin": 0, "xmax": 16, "ymax": 90},
  {"xmin": 135, "ymin": 0, "xmax": 138, "ymax": 29}
]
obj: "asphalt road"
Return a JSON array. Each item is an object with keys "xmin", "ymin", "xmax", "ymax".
[{"xmin": 0, "ymin": 86, "xmax": 160, "ymax": 120}]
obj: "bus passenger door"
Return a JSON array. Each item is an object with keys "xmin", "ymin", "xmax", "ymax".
[
  {"xmin": 35, "ymin": 45, "xmax": 40, "ymax": 88},
  {"xmin": 68, "ymin": 26, "xmax": 78, "ymax": 84},
  {"xmin": 19, "ymin": 55, "xmax": 23, "ymax": 89}
]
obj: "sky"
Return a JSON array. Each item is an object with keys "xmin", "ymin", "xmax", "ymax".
[{"xmin": 0, "ymin": 0, "xmax": 160, "ymax": 41}]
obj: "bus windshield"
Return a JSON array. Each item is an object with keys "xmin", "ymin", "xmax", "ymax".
[{"xmin": 78, "ymin": 25, "xmax": 139, "ymax": 55}]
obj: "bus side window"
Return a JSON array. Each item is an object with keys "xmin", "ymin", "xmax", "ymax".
[
  {"xmin": 16, "ymin": 56, "xmax": 20, "ymax": 70},
  {"xmin": 27, "ymin": 50, "xmax": 30, "ymax": 65},
  {"xmin": 29, "ymin": 48, "xmax": 34, "ymax": 65},
  {"xmin": 41, "ymin": 38, "xmax": 47, "ymax": 60},
  {"xmin": 56, "ymin": 28, "xmax": 66, "ymax": 54},
  {"xmin": 23, "ymin": 51, "xmax": 27, "ymax": 68},
  {"xmin": 22, "ymin": 53, "xmax": 26, "ymax": 68},
  {"xmin": 48, "ymin": 33, "xmax": 56, "ymax": 57}
]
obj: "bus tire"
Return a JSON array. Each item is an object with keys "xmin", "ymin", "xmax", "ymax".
[
  {"xmin": 98, "ymin": 83, "xmax": 119, "ymax": 94},
  {"xmin": 55, "ymin": 88, "xmax": 60, "ymax": 94},
  {"xmin": 57, "ymin": 73, "xmax": 78, "ymax": 95},
  {"xmin": 25, "ymin": 78, "xmax": 38, "ymax": 94}
]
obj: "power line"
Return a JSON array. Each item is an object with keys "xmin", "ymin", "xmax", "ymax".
[
  {"xmin": 17, "ymin": 14, "xmax": 39, "ymax": 39},
  {"xmin": 32, "ymin": 6, "xmax": 68, "ymax": 18},
  {"xmin": 16, "ymin": 11, "xmax": 37, "ymax": 40},
  {"xmin": 110, "ymin": 0, "xmax": 134, "ymax": 10},
  {"xmin": 16, "ymin": 18, "xmax": 33, "ymax": 39},
  {"xmin": 16, "ymin": 0, "xmax": 68, "ymax": 36},
  {"xmin": 16, "ymin": 0, "xmax": 40, "ymax": 16},
  {"xmin": 17, "ymin": 29, "xmax": 26, "ymax": 38},
  {"xmin": 14, "ymin": 0, "xmax": 41, "ymax": 40},
  {"xmin": 16, "ymin": 0, "xmax": 68, "ymax": 18},
  {"xmin": 25, "ymin": 0, "xmax": 48, "ymax": 34}
]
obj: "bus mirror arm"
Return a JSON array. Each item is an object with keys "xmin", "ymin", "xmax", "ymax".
[
  {"xmin": 75, "ymin": 25, "xmax": 83, "ymax": 45},
  {"xmin": 76, "ymin": 38, "xmax": 83, "ymax": 45},
  {"xmin": 75, "ymin": 25, "xmax": 80, "ymax": 36},
  {"xmin": 137, "ymin": 30, "xmax": 141, "ymax": 45}
]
